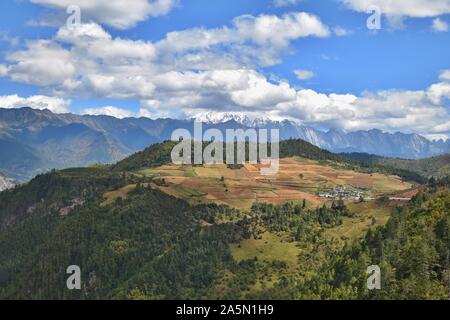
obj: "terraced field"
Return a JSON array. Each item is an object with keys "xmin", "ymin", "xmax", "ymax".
[{"xmin": 136, "ymin": 157, "xmax": 413, "ymax": 210}]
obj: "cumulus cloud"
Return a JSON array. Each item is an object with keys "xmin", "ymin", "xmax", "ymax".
[
  {"xmin": 142, "ymin": 69, "xmax": 296, "ymax": 114},
  {"xmin": 0, "ymin": 94, "xmax": 71, "ymax": 113},
  {"xmin": 156, "ymin": 12, "xmax": 330, "ymax": 67},
  {"xmin": 30, "ymin": 0, "xmax": 178, "ymax": 29},
  {"xmin": 3, "ymin": 12, "xmax": 329, "ymax": 100},
  {"xmin": 294, "ymin": 69, "xmax": 315, "ymax": 80},
  {"xmin": 432, "ymin": 18, "xmax": 449, "ymax": 31},
  {"xmin": 56, "ymin": 23, "xmax": 156, "ymax": 61},
  {"xmin": 5, "ymin": 23, "xmax": 157, "ymax": 99},
  {"xmin": 342, "ymin": 0, "xmax": 450, "ymax": 18},
  {"xmin": 81, "ymin": 106, "xmax": 135, "ymax": 118},
  {"xmin": 232, "ymin": 12, "xmax": 330, "ymax": 46},
  {"xmin": 6, "ymin": 40, "xmax": 75, "ymax": 86},
  {"xmin": 427, "ymin": 82, "xmax": 450, "ymax": 104},
  {"xmin": 275, "ymin": 83, "xmax": 450, "ymax": 137}
]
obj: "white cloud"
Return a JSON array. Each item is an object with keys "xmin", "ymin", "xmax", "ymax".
[
  {"xmin": 294, "ymin": 69, "xmax": 315, "ymax": 80},
  {"xmin": 3, "ymin": 12, "xmax": 329, "ymax": 99},
  {"xmin": 439, "ymin": 69, "xmax": 450, "ymax": 81},
  {"xmin": 427, "ymin": 82, "xmax": 450, "ymax": 104},
  {"xmin": 273, "ymin": 0, "xmax": 301, "ymax": 7},
  {"xmin": 156, "ymin": 12, "xmax": 330, "ymax": 67},
  {"xmin": 229, "ymin": 71, "xmax": 295, "ymax": 107},
  {"xmin": 333, "ymin": 26, "xmax": 352, "ymax": 36},
  {"xmin": 81, "ymin": 106, "xmax": 135, "ymax": 118},
  {"xmin": 0, "ymin": 94, "xmax": 71, "ymax": 113},
  {"xmin": 30, "ymin": 0, "xmax": 178, "ymax": 29},
  {"xmin": 276, "ymin": 82, "xmax": 450, "ymax": 137},
  {"xmin": 433, "ymin": 121, "xmax": 450, "ymax": 132},
  {"xmin": 232, "ymin": 12, "xmax": 330, "ymax": 46},
  {"xmin": 146, "ymin": 69, "xmax": 296, "ymax": 111},
  {"xmin": 0, "ymin": 32, "xmax": 20, "ymax": 47},
  {"xmin": 432, "ymin": 18, "xmax": 449, "ymax": 31},
  {"xmin": 342, "ymin": 0, "xmax": 450, "ymax": 18},
  {"xmin": 0, "ymin": 65, "xmax": 8, "ymax": 77},
  {"xmin": 56, "ymin": 23, "xmax": 156, "ymax": 61},
  {"xmin": 5, "ymin": 24, "xmax": 157, "ymax": 99},
  {"xmin": 56, "ymin": 22, "xmax": 111, "ymax": 42},
  {"xmin": 6, "ymin": 40, "xmax": 75, "ymax": 86}
]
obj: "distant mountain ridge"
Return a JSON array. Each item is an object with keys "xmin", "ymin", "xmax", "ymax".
[
  {"xmin": 209, "ymin": 116, "xmax": 449, "ymax": 160},
  {"xmin": 192, "ymin": 112, "xmax": 449, "ymax": 158},
  {"xmin": 0, "ymin": 107, "xmax": 449, "ymax": 181},
  {"xmin": 342, "ymin": 152, "xmax": 450, "ymax": 179}
]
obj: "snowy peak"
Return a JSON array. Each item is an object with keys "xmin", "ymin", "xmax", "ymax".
[
  {"xmin": 192, "ymin": 112, "xmax": 253, "ymax": 125},
  {"xmin": 192, "ymin": 112, "xmax": 283, "ymax": 127},
  {"xmin": 0, "ymin": 172, "xmax": 15, "ymax": 192},
  {"xmin": 190, "ymin": 112, "xmax": 449, "ymax": 158}
]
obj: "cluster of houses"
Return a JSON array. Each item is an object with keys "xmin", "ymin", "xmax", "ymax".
[{"xmin": 318, "ymin": 185, "xmax": 365, "ymax": 201}]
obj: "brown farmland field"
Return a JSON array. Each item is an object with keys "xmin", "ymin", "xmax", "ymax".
[{"xmin": 136, "ymin": 157, "xmax": 413, "ymax": 210}]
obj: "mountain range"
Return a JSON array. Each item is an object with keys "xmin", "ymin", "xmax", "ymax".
[{"xmin": 0, "ymin": 107, "xmax": 449, "ymax": 181}]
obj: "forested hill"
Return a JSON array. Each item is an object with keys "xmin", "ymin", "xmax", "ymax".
[
  {"xmin": 0, "ymin": 157, "xmax": 448, "ymax": 299},
  {"xmin": 342, "ymin": 153, "xmax": 450, "ymax": 179},
  {"xmin": 297, "ymin": 185, "xmax": 450, "ymax": 299},
  {"xmin": 111, "ymin": 139, "xmax": 426, "ymax": 183},
  {"xmin": 0, "ymin": 166, "xmax": 246, "ymax": 299},
  {"xmin": 112, "ymin": 141, "xmax": 178, "ymax": 172},
  {"xmin": 111, "ymin": 139, "xmax": 346, "ymax": 172}
]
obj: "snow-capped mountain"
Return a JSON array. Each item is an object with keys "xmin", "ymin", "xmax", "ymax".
[
  {"xmin": 193, "ymin": 112, "xmax": 450, "ymax": 159},
  {"xmin": 0, "ymin": 172, "xmax": 15, "ymax": 192},
  {"xmin": 192, "ymin": 112, "xmax": 277, "ymax": 127}
]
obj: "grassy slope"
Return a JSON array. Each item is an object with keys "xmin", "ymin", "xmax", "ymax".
[{"xmin": 325, "ymin": 202, "xmax": 393, "ymax": 240}]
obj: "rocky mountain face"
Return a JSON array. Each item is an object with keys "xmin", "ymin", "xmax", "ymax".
[
  {"xmin": 194, "ymin": 112, "xmax": 449, "ymax": 159},
  {"xmin": 0, "ymin": 108, "xmax": 448, "ymax": 181},
  {"xmin": 238, "ymin": 119, "xmax": 449, "ymax": 159}
]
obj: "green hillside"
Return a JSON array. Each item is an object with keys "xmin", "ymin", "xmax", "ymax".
[
  {"xmin": 0, "ymin": 141, "xmax": 448, "ymax": 300},
  {"xmin": 343, "ymin": 153, "xmax": 450, "ymax": 179}
]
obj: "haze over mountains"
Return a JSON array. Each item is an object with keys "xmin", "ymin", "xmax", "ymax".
[{"xmin": 0, "ymin": 107, "xmax": 449, "ymax": 182}]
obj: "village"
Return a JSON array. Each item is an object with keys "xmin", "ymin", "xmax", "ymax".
[{"xmin": 318, "ymin": 185, "xmax": 366, "ymax": 201}]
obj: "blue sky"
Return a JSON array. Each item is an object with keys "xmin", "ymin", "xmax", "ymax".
[{"xmin": 0, "ymin": 0, "xmax": 449, "ymax": 139}]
